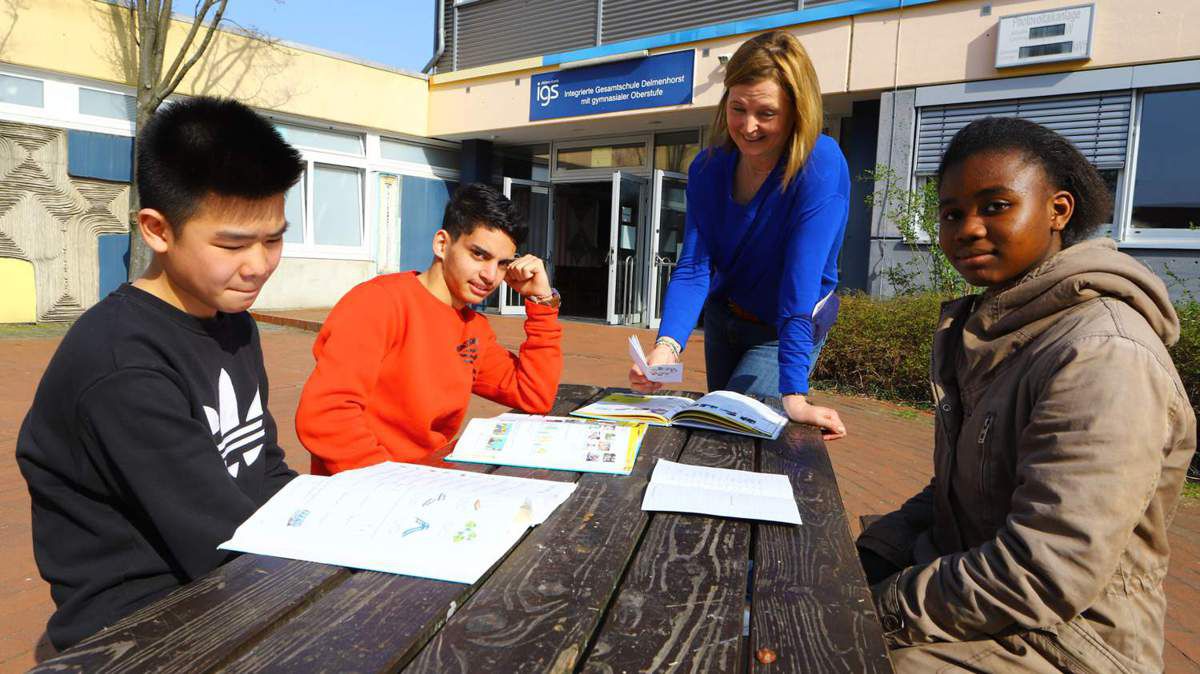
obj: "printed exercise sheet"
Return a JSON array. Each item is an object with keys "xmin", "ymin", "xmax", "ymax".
[
  {"xmin": 641, "ymin": 458, "xmax": 802, "ymax": 525},
  {"xmin": 219, "ymin": 462, "xmax": 577, "ymax": 583},
  {"xmin": 448, "ymin": 413, "xmax": 646, "ymax": 475}
]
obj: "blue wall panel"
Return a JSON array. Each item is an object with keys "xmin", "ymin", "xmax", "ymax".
[
  {"xmin": 98, "ymin": 233, "xmax": 130, "ymax": 299},
  {"xmin": 67, "ymin": 131, "xmax": 133, "ymax": 183},
  {"xmin": 399, "ymin": 176, "xmax": 458, "ymax": 272}
]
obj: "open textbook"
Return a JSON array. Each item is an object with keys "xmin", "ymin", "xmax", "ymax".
[
  {"xmin": 219, "ymin": 461, "xmax": 576, "ymax": 584},
  {"xmin": 447, "ymin": 413, "xmax": 647, "ymax": 475},
  {"xmin": 642, "ymin": 459, "xmax": 802, "ymax": 525},
  {"xmin": 571, "ymin": 390, "xmax": 788, "ymax": 440}
]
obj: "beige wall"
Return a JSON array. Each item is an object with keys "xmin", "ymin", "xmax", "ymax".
[
  {"xmin": 427, "ymin": 18, "xmax": 852, "ymax": 138},
  {"xmin": 253, "ymin": 258, "xmax": 374, "ymax": 310},
  {"xmin": 850, "ymin": 0, "xmax": 1200, "ymax": 91},
  {"xmin": 428, "ymin": 0, "xmax": 1200, "ymax": 138},
  {"xmin": 1, "ymin": 0, "xmax": 428, "ymax": 135}
]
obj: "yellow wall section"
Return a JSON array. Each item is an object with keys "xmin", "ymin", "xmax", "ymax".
[
  {"xmin": 0, "ymin": 258, "xmax": 37, "ymax": 323},
  {"xmin": 851, "ymin": 0, "xmax": 1200, "ymax": 90},
  {"xmin": 1, "ymin": 0, "xmax": 429, "ymax": 136}
]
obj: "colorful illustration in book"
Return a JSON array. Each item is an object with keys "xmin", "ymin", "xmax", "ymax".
[{"xmin": 454, "ymin": 520, "xmax": 478, "ymax": 542}]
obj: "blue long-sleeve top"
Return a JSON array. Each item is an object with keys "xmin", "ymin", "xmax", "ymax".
[{"xmin": 657, "ymin": 135, "xmax": 850, "ymax": 395}]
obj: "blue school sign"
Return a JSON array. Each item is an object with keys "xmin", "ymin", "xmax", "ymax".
[{"xmin": 530, "ymin": 50, "xmax": 695, "ymax": 122}]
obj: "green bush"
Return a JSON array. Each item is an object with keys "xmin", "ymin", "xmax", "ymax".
[
  {"xmin": 814, "ymin": 292, "xmax": 1200, "ymax": 480},
  {"xmin": 811, "ymin": 292, "xmax": 944, "ymax": 408}
]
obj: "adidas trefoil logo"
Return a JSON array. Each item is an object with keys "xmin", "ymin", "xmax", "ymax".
[{"xmin": 202, "ymin": 368, "xmax": 264, "ymax": 478}]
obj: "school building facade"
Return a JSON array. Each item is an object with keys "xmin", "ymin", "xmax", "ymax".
[{"xmin": 1, "ymin": 0, "xmax": 1198, "ymax": 324}]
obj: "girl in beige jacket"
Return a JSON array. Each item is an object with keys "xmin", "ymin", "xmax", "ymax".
[{"xmin": 857, "ymin": 117, "xmax": 1195, "ymax": 673}]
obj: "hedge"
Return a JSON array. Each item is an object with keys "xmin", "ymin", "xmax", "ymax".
[{"xmin": 812, "ymin": 292, "xmax": 1200, "ymax": 480}]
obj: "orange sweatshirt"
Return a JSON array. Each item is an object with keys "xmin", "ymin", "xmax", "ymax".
[{"xmin": 296, "ymin": 272, "xmax": 562, "ymax": 475}]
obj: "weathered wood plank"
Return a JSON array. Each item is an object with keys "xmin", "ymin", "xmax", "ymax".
[
  {"xmin": 218, "ymin": 571, "xmax": 468, "ymax": 674},
  {"xmin": 215, "ymin": 383, "xmax": 605, "ymax": 672},
  {"xmin": 402, "ymin": 423, "xmax": 690, "ymax": 673},
  {"xmin": 32, "ymin": 555, "xmax": 348, "ymax": 674},
  {"xmin": 581, "ymin": 430, "xmax": 755, "ymax": 674},
  {"xmin": 750, "ymin": 423, "xmax": 894, "ymax": 674}
]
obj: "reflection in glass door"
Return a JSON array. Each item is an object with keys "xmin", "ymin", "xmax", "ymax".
[
  {"xmin": 647, "ymin": 169, "xmax": 687, "ymax": 329},
  {"xmin": 607, "ymin": 171, "xmax": 648, "ymax": 325},
  {"xmin": 500, "ymin": 177, "xmax": 552, "ymax": 315}
]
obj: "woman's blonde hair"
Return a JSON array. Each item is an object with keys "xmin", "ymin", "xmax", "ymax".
[{"xmin": 710, "ymin": 31, "xmax": 823, "ymax": 189}]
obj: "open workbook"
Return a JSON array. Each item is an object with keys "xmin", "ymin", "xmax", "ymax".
[
  {"xmin": 446, "ymin": 414, "xmax": 647, "ymax": 475},
  {"xmin": 571, "ymin": 390, "xmax": 788, "ymax": 440},
  {"xmin": 219, "ymin": 461, "xmax": 576, "ymax": 584}
]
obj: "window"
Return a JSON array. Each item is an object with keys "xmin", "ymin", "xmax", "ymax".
[
  {"xmin": 277, "ymin": 123, "xmax": 369, "ymax": 257},
  {"xmin": 276, "ymin": 123, "xmax": 364, "ymax": 156},
  {"xmin": 1129, "ymin": 88, "xmax": 1200, "ymax": 234},
  {"xmin": 653, "ymin": 129, "xmax": 701, "ymax": 173},
  {"xmin": 380, "ymin": 139, "xmax": 459, "ymax": 170},
  {"xmin": 313, "ymin": 165, "xmax": 363, "ymax": 246},
  {"xmin": 79, "ymin": 88, "xmax": 134, "ymax": 121},
  {"xmin": 283, "ymin": 173, "xmax": 306, "ymax": 244},
  {"xmin": 0, "ymin": 73, "xmax": 43, "ymax": 108},
  {"xmin": 557, "ymin": 142, "xmax": 647, "ymax": 170}
]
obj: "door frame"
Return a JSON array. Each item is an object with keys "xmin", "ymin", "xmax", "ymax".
[
  {"xmin": 646, "ymin": 169, "xmax": 688, "ymax": 329},
  {"xmin": 606, "ymin": 170, "xmax": 649, "ymax": 325},
  {"xmin": 500, "ymin": 176, "xmax": 553, "ymax": 315}
]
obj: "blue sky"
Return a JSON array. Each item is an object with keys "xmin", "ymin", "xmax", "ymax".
[{"xmin": 209, "ymin": 0, "xmax": 436, "ymax": 73}]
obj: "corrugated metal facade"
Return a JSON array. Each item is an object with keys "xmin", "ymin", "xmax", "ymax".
[
  {"xmin": 435, "ymin": 0, "xmax": 861, "ymax": 72},
  {"xmin": 452, "ymin": 0, "xmax": 597, "ymax": 71},
  {"xmin": 915, "ymin": 91, "xmax": 1133, "ymax": 175},
  {"xmin": 600, "ymin": 0, "xmax": 794, "ymax": 45}
]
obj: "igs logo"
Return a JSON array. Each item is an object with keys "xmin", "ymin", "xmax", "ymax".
[{"xmin": 535, "ymin": 80, "xmax": 560, "ymax": 107}]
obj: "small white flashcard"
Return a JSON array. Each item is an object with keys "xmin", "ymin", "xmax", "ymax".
[{"xmin": 629, "ymin": 335, "xmax": 683, "ymax": 383}]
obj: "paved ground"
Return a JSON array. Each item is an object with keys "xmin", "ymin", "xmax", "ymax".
[{"xmin": 0, "ymin": 310, "xmax": 1197, "ymax": 672}]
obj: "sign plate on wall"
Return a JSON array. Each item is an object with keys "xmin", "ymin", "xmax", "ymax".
[
  {"xmin": 995, "ymin": 4, "xmax": 1094, "ymax": 68},
  {"xmin": 530, "ymin": 50, "xmax": 695, "ymax": 121}
]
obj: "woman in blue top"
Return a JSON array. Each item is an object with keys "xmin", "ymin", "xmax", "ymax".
[{"xmin": 630, "ymin": 31, "xmax": 850, "ymax": 439}]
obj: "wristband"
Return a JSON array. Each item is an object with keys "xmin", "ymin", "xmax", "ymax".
[{"xmin": 654, "ymin": 336, "xmax": 682, "ymax": 358}]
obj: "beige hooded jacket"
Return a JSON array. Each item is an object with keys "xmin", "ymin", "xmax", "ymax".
[{"xmin": 858, "ymin": 238, "xmax": 1195, "ymax": 673}]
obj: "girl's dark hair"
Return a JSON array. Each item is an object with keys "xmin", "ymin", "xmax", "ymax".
[
  {"xmin": 442, "ymin": 183, "xmax": 526, "ymax": 245},
  {"xmin": 936, "ymin": 116, "xmax": 1113, "ymax": 246},
  {"xmin": 136, "ymin": 96, "xmax": 304, "ymax": 229}
]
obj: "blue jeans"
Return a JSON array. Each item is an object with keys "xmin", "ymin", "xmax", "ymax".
[{"xmin": 702, "ymin": 298, "xmax": 826, "ymax": 397}]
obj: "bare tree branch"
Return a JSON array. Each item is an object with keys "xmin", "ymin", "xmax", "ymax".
[
  {"xmin": 163, "ymin": 0, "xmax": 228, "ymax": 99},
  {"xmin": 159, "ymin": 0, "xmax": 216, "ymax": 90}
]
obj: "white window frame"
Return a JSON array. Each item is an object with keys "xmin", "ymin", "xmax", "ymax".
[
  {"xmin": 0, "ymin": 64, "xmax": 135, "ymax": 136},
  {"xmin": 1116, "ymin": 85, "xmax": 1200, "ymax": 249},
  {"xmin": 282, "ymin": 146, "xmax": 373, "ymax": 261}
]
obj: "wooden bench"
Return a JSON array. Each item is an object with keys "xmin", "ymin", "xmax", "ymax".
[{"xmin": 33, "ymin": 384, "xmax": 893, "ymax": 673}]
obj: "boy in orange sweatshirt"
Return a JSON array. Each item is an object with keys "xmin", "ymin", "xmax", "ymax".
[{"xmin": 296, "ymin": 183, "xmax": 563, "ymax": 474}]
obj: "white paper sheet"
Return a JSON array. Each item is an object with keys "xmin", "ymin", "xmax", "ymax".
[
  {"xmin": 641, "ymin": 459, "xmax": 802, "ymax": 525},
  {"xmin": 629, "ymin": 335, "xmax": 683, "ymax": 383},
  {"xmin": 219, "ymin": 463, "xmax": 577, "ymax": 583}
]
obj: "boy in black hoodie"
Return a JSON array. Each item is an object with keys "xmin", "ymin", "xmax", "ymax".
[{"xmin": 17, "ymin": 97, "xmax": 302, "ymax": 650}]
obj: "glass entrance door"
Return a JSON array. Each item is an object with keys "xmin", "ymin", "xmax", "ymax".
[
  {"xmin": 607, "ymin": 171, "xmax": 649, "ymax": 325},
  {"xmin": 500, "ymin": 177, "xmax": 552, "ymax": 315},
  {"xmin": 647, "ymin": 169, "xmax": 687, "ymax": 329}
]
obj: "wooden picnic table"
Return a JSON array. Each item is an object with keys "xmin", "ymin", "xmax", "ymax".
[{"xmin": 33, "ymin": 384, "xmax": 893, "ymax": 673}]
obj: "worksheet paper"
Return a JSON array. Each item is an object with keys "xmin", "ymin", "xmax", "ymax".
[
  {"xmin": 629, "ymin": 335, "xmax": 683, "ymax": 383},
  {"xmin": 219, "ymin": 462, "xmax": 577, "ymax": 583},
  {"xmin": 641, "ymin": 459, "xmax": 802, "ymax": 525}
]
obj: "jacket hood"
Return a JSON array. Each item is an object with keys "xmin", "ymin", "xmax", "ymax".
[{"xmin": 956, "ymin": 238, "xmax": 1180, "ymax": 380}]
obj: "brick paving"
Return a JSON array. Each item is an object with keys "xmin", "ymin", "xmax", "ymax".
[{"xmin": 0, "ymin": 310, "xmax": 1196, "ymax": 672}]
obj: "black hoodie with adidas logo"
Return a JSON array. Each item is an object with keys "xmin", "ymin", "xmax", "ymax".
[{"xmin": 17, "ymin": 284, "xmax": 297, "ymax": 650}]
